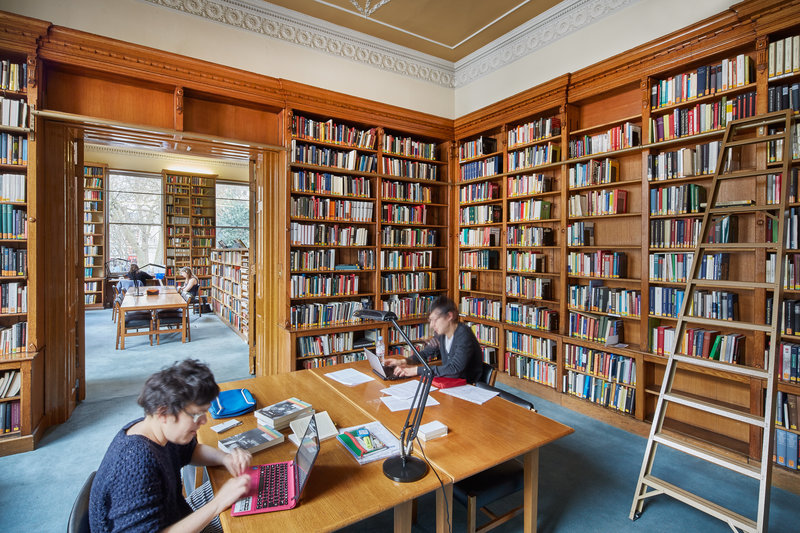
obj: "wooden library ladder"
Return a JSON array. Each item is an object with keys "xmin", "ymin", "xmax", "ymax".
[{"xmin": 629, "ymin": 109, "xmax": 795, "ymax": 533}]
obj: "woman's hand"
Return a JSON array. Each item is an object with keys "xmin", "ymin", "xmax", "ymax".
[
  {"xmin": 393, "ymin": 365, "xmax": 417, "ymax": 378},
  {"xmin": 222, "ymin": 448, "xmax": 252, "ymax": 477},
  {"xmin": 214, "ymin": 474, "xmax": 252, "ymax": 512},
  {"xmin": 384, "ymin": 358, "xmax": 406, "ymax": 368}
]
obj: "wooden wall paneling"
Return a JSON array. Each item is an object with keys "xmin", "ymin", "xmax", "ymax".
[
  {"xmin": 182, "ymin": 91, "xmax": 281, "ymax": 146},
  {"xmin": 174, "ymin": 87, "xmax": 184, "ymax": 132},
  {"xmin": 75, "ymin": 136, "xmax": 86, "ymax": 404}
]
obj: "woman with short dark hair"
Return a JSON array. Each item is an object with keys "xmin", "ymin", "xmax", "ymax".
[
  {"xmin": 127, "ymin": 263, "xmax": 153, "ymax": 284},
  {"xmin": 89, "ymin": 359, "xmax": 251, "ymax": 533},
  {"xmin": 387, "ymin": 296, "xmax": 484, "ymax": 382}
]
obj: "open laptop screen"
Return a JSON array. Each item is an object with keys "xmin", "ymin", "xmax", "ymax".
[{"xmin": 294, "ymin": 414, "xmax": 320, "ymax": 497}]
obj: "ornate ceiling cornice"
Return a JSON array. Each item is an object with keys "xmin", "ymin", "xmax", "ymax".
[{"xmin": 140, "ymin": 0, "xmax": 641, "ymax": 89}]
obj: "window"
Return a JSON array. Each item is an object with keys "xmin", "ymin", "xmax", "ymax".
[
  {"xmin": 216, "ymin": 181, "xmax": 249, "ymax": 247},
  {"xmin": 108, "ymin": 171, "xmax": 164, "ymax": 267}
]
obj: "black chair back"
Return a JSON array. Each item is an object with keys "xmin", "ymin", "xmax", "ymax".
[
  {"xmin": 67, "ymin": 471, "xmax": 96, "ymax": 533},
  {"xmin": 479, "ymin": 363, "xmax": 497, "ymax": 386},
  {"xmin": 475, "ymin": 382, "xmax": 534, "ymax": 411}
]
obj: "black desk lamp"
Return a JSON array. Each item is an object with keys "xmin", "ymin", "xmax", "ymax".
[{"xmin": 355, "ymin": 308, "xmax": 432, "ymax": 483}]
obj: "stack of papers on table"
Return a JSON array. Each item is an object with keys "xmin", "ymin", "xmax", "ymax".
[
  {"xmin": 337, "ymin": 421, "xmax": 400, "ymax": 465},
  {"xmin": 324, "ymin": 368, "xmax": 374, "ymax": 386},
  {"xmin": 379, "ymin": 379, "xmax": 440, "ymax": 412},
  {"xmin": 437, "ymin": 385, "xmax": 499, "ymax": 405}
]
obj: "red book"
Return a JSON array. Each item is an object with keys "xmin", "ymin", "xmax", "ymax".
[{"xmin": 432, "ymin": 377, "xmax": 467, "ymax": 389}]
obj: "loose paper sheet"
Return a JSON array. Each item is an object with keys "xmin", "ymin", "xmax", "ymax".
[
  {"xmin": 324, "ymin": 368, "xmax": 374, "ymax": 386},
  {"xmin": 380, "ymin": 380, "xmax": 438, "ymax": 399},
  {"xmin": 437, "ymin": 385, "xmax": 499, "ymax": 405},
  {"xmin": 380, "ymin": 394, "xmax": 440, "ymax": 412}
]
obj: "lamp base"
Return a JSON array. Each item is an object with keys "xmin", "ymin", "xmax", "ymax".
[{"xmin": 383, "ymin": 455, "xmax": 428, "ymax": 483}]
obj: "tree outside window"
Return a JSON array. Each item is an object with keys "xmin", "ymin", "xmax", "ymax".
[
  {"xmin": 216, "ymin": 181, "xmax": 249, "ymax": 248},
  {"xmin": 107, "ymin": 171, "xmax": 164, "ymax": 270}
]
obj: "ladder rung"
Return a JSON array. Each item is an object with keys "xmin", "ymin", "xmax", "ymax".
[
  {"xmin": 663, "ymin": 392, "xmax": 767, "ymax": 427},
  {"xmin": 708, "ymin": 204, "xmax": 776, "ymax": 214},
  {"xmin": 697, "ymin": 242, "xmax": 778, "ymax": 250},
  {"xmin": 717, "ymin": 168, "xmax": 777, "ymax": 180},
  {"xmin": 672, "ymin": 354, "xmax": 769, "ymax": 379},
  {"xmin": 653, "ymin": 433, "xmax": 761, "ymax": 478},
  {"xmin": 729, "ymin": 110, "xmax": 795, "ymax": 129},
  {"xmin": 678, "ymin": 316, "xmax": 772, "ymax": 332},
  {"xmin": 641, "ymin": 475, "xmax": 757, "ymax": 532},
  {"xmin": 691, "ymin": 279, "xmax": 774, "ymax": 290},
  {"xmin": 725, "ymin": 133, "xmax": 786, "ymax": 148}
]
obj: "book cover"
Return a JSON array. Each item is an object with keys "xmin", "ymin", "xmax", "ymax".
[
  {"xmin": 777, "ymin": 428, "xmax": 787, "ymax": 466},
  {"xmin": 255, "ymin": 397, "xmax": 312, "ymax": 428},
  {"xmin": 336, "ymin": 421, "xmax": 400, "ymax": 465},
  {"xmin": 787, "ymin": 431, "xmax": 798, "ymax": 470},
  {"xmin": 218, "ymin": 426, "xmax": 284, "ymax": 453},
  {"xmin": 288, "ymin": 411, "xmax": 338, "ymax": 446}
]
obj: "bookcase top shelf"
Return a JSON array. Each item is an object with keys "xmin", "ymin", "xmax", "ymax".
[
  {"xmin": 570, "ymin": 114, "xmax": 642, "ymax": 136},
  {"xmin": 650, "ymin": 82, "xmax": 757, "ymax": 114}
]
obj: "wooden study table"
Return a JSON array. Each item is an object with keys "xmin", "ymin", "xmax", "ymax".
[
  {"xmin": 117, "ymin": 287, "xmax": 188, "ymax": 349},
  {"xmin": 196, "ymin": 370, "xmax": 449, "ymax": 533},
  {"xmin": 308, "ymin": 360, "xmax": 574, "ymax": 533}
]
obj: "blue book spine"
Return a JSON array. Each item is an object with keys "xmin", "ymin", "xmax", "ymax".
[
  {"xmin": 787, "ymin": 431, "xmax": 798, "ymax": 470},
  {"xmin": 777, "ymin": 428, "xmax": 787, "ymax": 467}
]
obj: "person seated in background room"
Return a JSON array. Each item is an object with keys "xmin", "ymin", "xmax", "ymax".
[
  {"xmin": 89, "ymin": 359, "xmax": 251, "ymax": 533},
  {"xmin": 179, "ymin": 266, "xmax": 201, "ymax": 301},
  {"xmin": 387, "ymin": 296, "xmax": 483, "ymax": 382},
  {"xmin": 126, "ymin": 263, "xmax": 153, "ymax": 284}
]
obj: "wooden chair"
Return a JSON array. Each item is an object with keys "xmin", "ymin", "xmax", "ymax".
[
  {"xmin": 155, "ymin": 292, "xmax": 191, "ymax": 343},
  {"xmin": 115, "ymin": 304, "xmax": 154, "ymax": 349},
  {"xmin": 453, "ymin": 385, "xmax": 534, "ymax": 533}
]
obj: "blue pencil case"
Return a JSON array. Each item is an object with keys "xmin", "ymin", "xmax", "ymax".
[{"xmin": 209, "ymin": 388, "xmax": 256, "ymax": 419}]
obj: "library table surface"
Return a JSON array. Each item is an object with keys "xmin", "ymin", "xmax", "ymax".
[
  {"xmin": 117, "ymin": 288, "xmax": 188, "ymax": 349},
  {"xmin": 308, "ymin": 360, "xmax": 574, "ymax": 533},
  {"xmin": 196, "ymin": 370, "xmax": 449, "ymax": 533}
]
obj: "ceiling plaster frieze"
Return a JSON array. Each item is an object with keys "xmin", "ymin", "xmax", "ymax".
[
  {"xmin": 86, "ymin": 144, "xmax": 249, "ymax": 167},
  {"xmin": 140, "ymin": 0, "xmax": 641, "ymax": 89}
]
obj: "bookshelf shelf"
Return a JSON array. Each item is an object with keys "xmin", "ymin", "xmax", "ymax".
[
  {"xmin": 289, "ymin": 161, "xmax": 380, "ymax": 179},
  {"xmin": 211, "ymin": 248, "xmax": 249, "ymax": 342},
  {"xmin": 83, "ymin": 163, "xmax": 106, "ymax": 310},
  {"xmin": 571, "ymin": 114, "xmax": 643, "ymax": 136},
  {"xmin": 508, "ymin": 135, "xmax": 561, "ymax": 151},
  {"xmin": 650, "ymin": 82, "xmax": 757, "ymax": 115},
  {"xmin": 291, "ymin": 135, "xmax": 378, "ymax": 154}
]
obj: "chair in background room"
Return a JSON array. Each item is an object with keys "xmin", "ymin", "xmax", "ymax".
[
  {"xmin": 479, "ymin": 362, "xmax": 497, "ymax": 386},
  {"xmin": 67, "ymin": 471, "xmax": 95, "ymax": 533},
  {"xmin": 453, "ymin": 386, "xmax": 534, "ymax": 533},
  {"xmin": 110, "ymin": 284, "xmax": 120, "ymax": 322},
  {"xmin": 115, "ymin": 301, "xmax": 154, "ymax": 349},
  {"xmin": 155, "ymin": 292, "xmax": 191, "ymax": 343}
]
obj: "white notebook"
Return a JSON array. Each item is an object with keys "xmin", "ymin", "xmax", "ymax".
[{"xmin": 288, "ymin": 411, "xmax": 338, "ymax": 446}]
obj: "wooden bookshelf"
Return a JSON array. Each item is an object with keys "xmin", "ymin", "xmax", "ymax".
[
  {"xmin": 210, "ymin": 248, "xmax": 249, "ymax": 341},
  {"xmin": 283, "ymin": 111, "xmax": 451, "ymax": 370},
  {"xmin": 82, "ymin": 162, "xmax": 106, "ymax": 309},
  {"xmin": 162, "ymin": 171, "xmax": 216, "ymax": 299}
]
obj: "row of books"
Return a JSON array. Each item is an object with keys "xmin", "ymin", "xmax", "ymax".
[
  {"xmin": 0, "ymin": 400, "xmax": 20, "ymax": 434},
  {"xmin": 297, "ymin": 331, "xmax": 354, "ymax": 357},
  {"xmin": 459, "ymin": 271, "xmax": 477, "ymax": 290},
  {"xmin": 289, "ymin": 299, "xmax": 366, "ymax": 329},
  {"xmin": 466, "ymin": 321, "xmax": 499, "ymax": 346},
  {"xmin": 687, "ymin": 289, "xmax": 738, "ymax": 321},
  {"xmin": 380, "ymin": 250, "xmax": 432, "ymax": 270},
  {"xmin": 0, "ymin": 246, "xmax": 25, "ymax": 276},
  {"xmin": 84, "ymin": 281, "xmax": 98, "ymax": 292},
  {"xmin": 380, "ymin": 271, "xmax": 436, "ymax": 292},
  {"xmin": 291, "ymin": 141, "xmax": 378, "ymax": 172},
  {"xmin": 568, "ymin": 283, "xmax": 641, "ymax": 317},
  {"xmin": 192, "ymin": 238, "xmax": 213, "ymax": 247},
  {"xmin": 650, "ymin": 183, "xmax": 706, "ymax": 215},
  {"xmin": 568, "ymin": 189, "xmax": 627, "ymax": 217},
  {"xmin": 459, "ymin": 227, "xmax": 500, "ymax": 247},
  {"xmin": 507, "ymin": 142, "xmax": 560, "ymax": 171},
  {"xmin": 460, "ymin": 204, "xmax": 501, "ymax": 225},
  {"xmin": 568, "ymin": 311, "xmax": 623, "ymax": 344},
  {"xmin": 459, "ymin": 136, "xmax": 497, "ymax": 161},
  {"xmin": 480, "ymin": 346, "xmax": 497, "ymax": 365},
  {"xmin": 381, "ymin": 227, "xmax": 437, "ymax": 247},
  {"xmin": 382, "ymin": 204, "xmax": 427, "ymax": 225},
  {"xmin": 289, "ymin": 222, "xmax": 368, "ymax": 246},
  {"xmin": 766, "ymin": 298, "xmax": 800, "ymax": 336},
  {"xmin": 381, "ymin": 157, "xmax": 439, "ymax": 181},
  {"xmin": 83, "ymin": 246, "xmax": 100, "ymax": 255},
  {"xmin": 290, "ymin": 197, "xmax": 374, "ymax": 222},
  {"xmin": 650, "ymin": 286, "xmax": 684, "ymax": 318},
  {"xmin": 507, "ymin": 116, "xmax": 561, "ymax": 147},
  {"xmin": 388, "ymin": 322, "xmax": 430, "ymax": 344},
  {"xmin": 506, "ymin": 275, "xmax": 551, "ymax": 300},
  {"xmin": 505, "ymin": 330, "xmax": 556, "ymax": 361},
  {"xmin": 84, "ymin": 178, "xmax": 102, "ymax": 190},
  {"xmin": 649, "ymin": 217, "xmax": 701, "ymax": 249},
  {"xmin": 508, "ymin": 198, "xmax": 552, "ymax": 221},
  {"xmin": 459, "ymin": 296, "xmax": 501, "ymax": 321},
  {"xmin": 0, "ymin": 60, "xmax": 26, "ymax": 92},
  {"xmin": 768, "ymin": 34, "xmax": 800, "ymax": 79},
  {"xmin": 381, "ymin": 181, "xmax": 432, "ymax": 203},
  {"xmin": 567, "ymin": 250, "xmax": 627, "ymax": 279},
  {"xmin": 508, "ymin": 173, "xmax": 552, "ymax": 197},
  {"xmin": 564, "ymin": 345, "xmax": 636, "ymax": 385},
  {"xmin": 567, "ymin": 122, "xmax": 641, "ymax": 158},
  {"xmin": 291, "ymin": 115, "xmax": 376, "ymax": 149},
  {"xmin": 648, "ymin": 92, "xmax": 757, "ymax": 143},
  {"xmin": 192, "ymin": 227, "xmax": 215, "ymax": 237},
  {"xmin": 775, "ymin": 429, "xmax": 799, "ymax": 471},
  {"xmin": 0, "ymin": 133, "xmax": 27, "ymax": 165},
  {"xmin": 767, "ymin": 83, "xmax": 800, "ymax": 113},
  {"xmin": 506, "ymin": 250, "xmax": 545, "ymax": 273},
  {"xmin": 765, "ymin": 169, "xmax": 799, "ymax": 205},
  {"xmin": 507, "ymin": 226, "xmax": 554, "ymax": 247},
  {"xmin": 289, "ymin": 274, "xmax": 360, "ymax": 298},
  {"xmin": 646, "ymin": 141, "xmax": 721, "ymax": 181},
  {"xmin": 301, "ymin": 351, "xmax": 366, "ymax": 369},
  {"xmin": 382, "ymin": 294, "xmax": 436, "ymax": 319},
  {"xmin": 0, "ymin": 97, "xmax": 28, "ymax": 129},
  {"xmin": 766, "ymin": 253, "xmax": 800, "ymax": 290},
  {"xmin": 460, "ymin": 156, "xmax": 501, "ymax": 181},
  {"xmin": 779, "ymin": 342, "xmax": 800, "ymax": 383},
  {"xmin": 0, "ymin": 370, "xmax": 21, "ymax": 398},
  {"xmin": 569, "ymin": 159, "xmax": 618, "ymax": 188},
  {"xmin": 0, "ymin": 321, "xmax": 26, "ymax": 355},
  {"xmin": 566, "ymin": 221, "xmax": 594, "ymax": 246},
  {"xmin": 459, "ymin": 180, "xmax": 499, "ymax": 203},
  {"xmin": 382, "ymin": 134, "xmax": 437, "ymax": 161},
  {"xmin": 505, "ymin": 303, "xmax": 558, "ymax": 331},
  {"xmin": 83, "ymin": 190, "xmax": 102, "ymax": 201},
  {"xmin": 291, "ymin": 171, "xmax": 371, "ymax": 198},
  {"xmin": 564, "ymin": 371, "xmax": 635, "ymax": 414},
  {"xmin": 649, "ymin": 252, "xmax": 693, "ymax": 283},
  {"xmin": 776, "ymin": 392, "xmax": 798, "ymax": 432},
  {"xmin": 0, "ymin": 204, "xmax": 28, "ymax": 239},
  {"xmin": 683, "ymin": 328, "xmax": 744, "ymax": 364},
  {"xmin": 650, "ymin": 54, "xmax": 753, "ymax": 109},
  {"xmin": 0, "ymin": 282, "xmax": 25, "ymax": 314},
  {"xmin": 506, "ymin": 352, "xmax": 557, "ymax": 388},
  {"xmin": 782, "ymin": 207, "xmax": 800, "ymax": 250}
]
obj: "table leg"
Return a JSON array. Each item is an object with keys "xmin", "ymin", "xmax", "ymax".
[
  {"xmin": 523, "ymin": 448, "xmax": 539, "ymax": 533},
  {"xmin": 394, "ymin": 499, "xmax": 412, "ymax": 533},
  {"xmin": 120, "ymin": 311, "xmax": 126, "ymax": 350},
  {"xmin": 436, "ymin": 482, "xmax": 453, "ymax": 533},
  {"xmin": 182, "ymin": 306, "xmax": 187, "ymax": 343}
]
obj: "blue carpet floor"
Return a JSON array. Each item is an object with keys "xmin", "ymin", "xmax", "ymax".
[{"xmin": 0, "ymin": 309, "xmax": 798, "ymax": 532}]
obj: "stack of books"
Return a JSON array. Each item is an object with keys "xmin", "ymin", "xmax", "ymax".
[{"xmin": 254, "ymin": 397, "xmax": 312, "ymax": 430}]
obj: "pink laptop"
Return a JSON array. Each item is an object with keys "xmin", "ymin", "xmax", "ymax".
[{"xmin": 230, "ymin": 414, "xmax": 320, "ymax": 516}]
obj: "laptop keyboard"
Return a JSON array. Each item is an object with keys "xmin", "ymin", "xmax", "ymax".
[{"xmin": 256, "ymin": 462, "xmax": 290, "ymax": 509}]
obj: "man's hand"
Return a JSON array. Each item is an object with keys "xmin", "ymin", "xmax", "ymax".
[
  {"xmin": 222, "ymin": 448, "xmax": 252, "ymax": 477},
  {"xmin": 214, "ymin": 474, "xmax": 252, "ymax": 513}
]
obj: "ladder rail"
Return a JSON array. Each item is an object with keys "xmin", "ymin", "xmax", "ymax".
[{"xmin": 629, "ymin": 110, "xmax": 795, "ymax": 532}]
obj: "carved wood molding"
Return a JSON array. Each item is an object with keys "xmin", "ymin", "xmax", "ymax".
[{"xmin": 0, "ymin": 12, "xmax": 49, "ymax": 54}]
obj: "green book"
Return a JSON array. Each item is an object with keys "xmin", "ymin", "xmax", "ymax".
[{"xmin": 708, "ymin": 335, "xmax": 723, "ymax": 360}]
